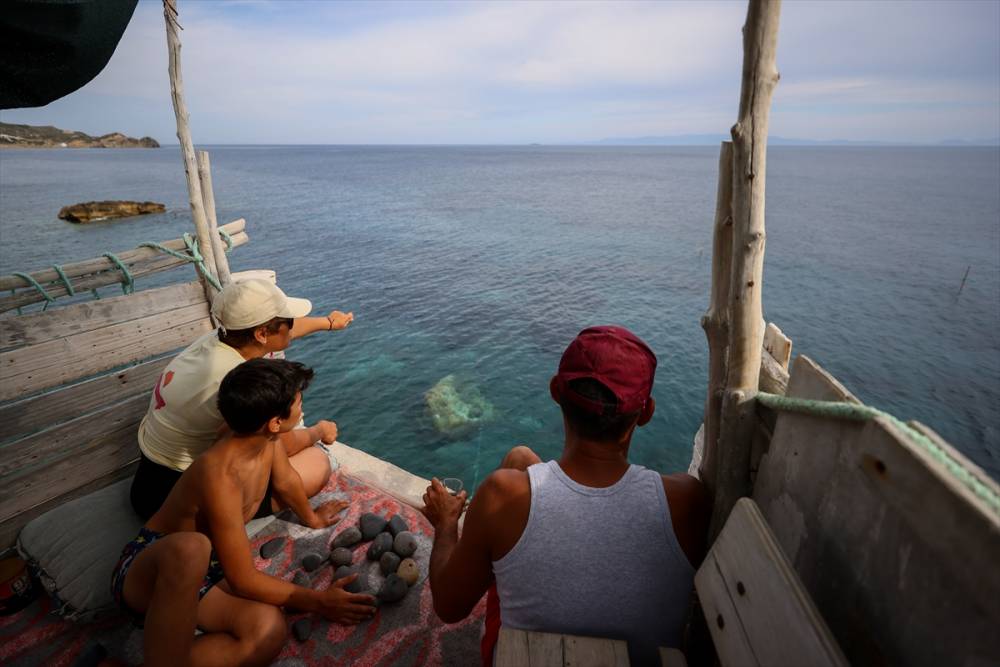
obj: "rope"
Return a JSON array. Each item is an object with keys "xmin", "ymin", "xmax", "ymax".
[
  {"xmin": 13, "ymin": 271, "xmax": 55, "ymax": 312},
  {"xmin": 219, "ymin": 228, "xmax": 233, "ymax": 251},
  {"xmin": 102, "ymin": 253, "xmax": 135, "ymax": 295},
  {"xmin": 757, "ymin": 392, "xmax": 1000, "ymax": 517},
  {"xmin": 138, "ymin": 233, "xmax": 222, "ymax": 291},
  {"xmin": 51, "ymin": 264, "xmax": 75, "ymax": 297}
]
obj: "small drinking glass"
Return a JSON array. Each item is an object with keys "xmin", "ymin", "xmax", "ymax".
[{"xmin": 442, "ymin": 478, "xmax": 464, "ymax": 496}]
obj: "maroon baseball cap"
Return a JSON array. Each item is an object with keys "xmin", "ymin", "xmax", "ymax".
[{"xmin": 553, "ymin": 325, "xmax": 657, "ymax": 416}]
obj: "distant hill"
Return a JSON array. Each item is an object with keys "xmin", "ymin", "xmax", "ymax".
[
  {"xmin": 0, "ymin": 122, "xmax": 159, "ymax": 148},
  {"xmin": 591, "ymin": 134, "xmax": 1000, "ymax": 147}
]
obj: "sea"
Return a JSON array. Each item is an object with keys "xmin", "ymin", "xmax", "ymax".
[{"xmin": 1, "ymin": 145, "xmax": 998, "ymax": 486}]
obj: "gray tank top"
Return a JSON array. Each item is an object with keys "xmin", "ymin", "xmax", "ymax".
[{"xmin": 492, "ymin": 460, "xmax": 694, "ymax": 665}]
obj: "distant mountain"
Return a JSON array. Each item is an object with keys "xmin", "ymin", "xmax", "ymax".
[
  {"xmin": 591, "ymin": 134, "xmax": 1000, "ymax": 147},
  {"xmin": 0, "ymin": 122, "xmax": 159, "ymax": 148}
]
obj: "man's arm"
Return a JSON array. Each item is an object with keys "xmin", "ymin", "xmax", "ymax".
[
  {"xmin": 422, "ymin": 471, "xmax": 530, "ymax": 623},
  {"xmin": 290, "ymin": 310, "xmax": 353, "ymax": 340},
  {"xmin": 270, "ymin": 440, "xmax": 345, "ymax": 529},
  {"xmin": 201, "ymin": 471, "xmax": 375, "ymax": 622},
  {"xmin": 662, "ymin": 473, "xmax": 712, "ymax": 567}
]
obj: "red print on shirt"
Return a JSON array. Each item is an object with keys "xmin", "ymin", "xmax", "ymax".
[{"xmin": 153, "ymin": 371, "xmax": 174, "ymax": 410}]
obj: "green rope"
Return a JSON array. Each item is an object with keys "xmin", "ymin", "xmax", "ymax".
[
  {"xmin": 102, "ymin": 253, "xmax": 135, "ymax": 295},
  {"xmin": 757, "ymin": 392, "xmax": 1000, "ymax": 517},
  {"xmin": 13, "ymin": 271, "xmax": 54, "ymax": 312},
  {"xmin": 51, "ymin": 264, "xmax": 75, "ymax": 296},
  {"xmin": 139, "ymin": 233, "xmax": 221, "ymax": 291},
  {"xmin": 219, "ymin": 228, "xmax": 233, "ymax": 251}
]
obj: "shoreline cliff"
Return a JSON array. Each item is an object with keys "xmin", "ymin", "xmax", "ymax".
[{"xmin": 0, "ymin": 123, "xmax": 159, "ymax": 149}]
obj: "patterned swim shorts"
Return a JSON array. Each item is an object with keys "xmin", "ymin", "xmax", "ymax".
[{"xmin": 110, "ymin": 526, "xmax": 225, "ymax": 625}]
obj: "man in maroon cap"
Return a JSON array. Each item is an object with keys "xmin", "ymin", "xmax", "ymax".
[{"xmin": 422, "ymin": 326, "xmax": 710, "ymax": 666}]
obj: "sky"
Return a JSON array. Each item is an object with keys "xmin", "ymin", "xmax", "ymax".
[{"xmin": 1, "ymin": 0, "xmax": 998, "ymax": 145}]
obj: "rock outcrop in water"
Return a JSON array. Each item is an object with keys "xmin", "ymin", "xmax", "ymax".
[
  {"xmin": 425, "ymin": 374, "xmax": 495, "ymax": 436},
  {"xmin": 0, "ymin": 122, "xmax": 159, "ymax": 149},
  {"xmin": 58, "ymin": 201, "xmax": 166, "ymax": 223}
]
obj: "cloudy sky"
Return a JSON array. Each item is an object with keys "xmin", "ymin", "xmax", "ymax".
[{"xmin": 2, "ymin": 0, "xmax": 998, "ymax": 144}]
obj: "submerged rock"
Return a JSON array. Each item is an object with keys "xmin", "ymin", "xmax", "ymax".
[
  {"xmin": 424, "ymin": 375, "xmax": 495, "ymax": 436},
  {"xmin": 393, "ymin": 531, "xmax": 417, "ymax": 558},
  {"xmin": 292, "ymin": 618, "xmax": 312, "ymax": 642},
  {"xmin": 58, "ymin": 200, "xmax": 165, "ymax": 223},
  {"xmin": 359, "ymin": 513, "xmax": 388, "ymax": 540},
  {"xmin": 332, "ymin": 526, "xmax": 362, "ymax": 549},
  {"xmin": 259, "ymin": 537, "xmax": 285, "ymax": 559},
  {"xmin": 377, "ymin": 574, "xmax": 408, "ymax": 603},
  {"xmin": 387, "ymin": 514, "xmax": 409, "ymax": 537},
  {"xmin": 302, "ymin": 553, "xmax": 324, "ymax": 572},
  {"xmin": 379, "ymin": 551, "xmax": 401, "ymax": 575},
  {"xmin": 368, "ymin": 532, "xmax": 394, "ymax": 561},
  {"xmin": 397, "ymin": 558, "xmax": 419, "ymax": 586},
  {"xmin": 330, "ymin": 547, "xmax": 353, "ymax": 568}
]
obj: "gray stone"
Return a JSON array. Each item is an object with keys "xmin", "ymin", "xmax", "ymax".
[
  {"xmin": 393, "ymin": 531, "xmax": 418, "ymax": 558},
  {"xmin": 377, "ymin": 574, "xmax": 408, "ymax": 603},
  {"xmin": 293, "ymin": 572, "xmax": 311, "ymax": 588},
  {"xmin": 330, "ymin": 547, "xmax": 353, "ymax": 568},
  {"xmin": 302, "ymin": 553, "xmax": 324, "ymax": 572},
  {"xmin": 359, "ymin": 513, "xmax": 388, "ymax": 540},
  {"xmin": 367, "ymin": 532, "xmax": 394, "ymax": 561},
  {"xmin": 379, "ymin": 551, "xmax": 401, "ymax": 575},
  {"xmin": 292, "ymin": 618, "xmax": 312, "ymax": 642},
  {"xmin": 334, "ymin": 565, "xmax": 363, "ymax": 593},
  {"xmin": 259, "ymin": 537, "xmax": 285, "ymax": 559},
  {"xmin": 397, "ymin": 558, "xmax": 419, "ymax": 586},
  {"xmin": 387, "ymin": 514, "xmax": 409, "ymax": 537},
  {"xmin": 331, "ymin": 526, "xmax": 362, "ymax": 549}
]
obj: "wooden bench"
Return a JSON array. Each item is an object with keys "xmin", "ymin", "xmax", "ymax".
[
  {"xmin": 695, "ymin": 497, "xmax": 847, "ymax": 667},
  {"xmin": 494, "ymin": 626, "xmax": 689, "ymax": 666},
  {"xmin": 0, "ymin": 280, "xmax": 215, "ymax": 549}
]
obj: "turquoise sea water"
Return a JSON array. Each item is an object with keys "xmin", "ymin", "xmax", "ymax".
[{"xmin": 1, "ymin": 146, "xmax": 998, "ymax": 484}]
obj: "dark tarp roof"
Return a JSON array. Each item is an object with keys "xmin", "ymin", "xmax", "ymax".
[{"xmin": 1, "ymin": 0, "xmax": 139, "ymax": 110}]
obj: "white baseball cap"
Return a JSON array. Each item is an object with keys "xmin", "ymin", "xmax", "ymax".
[{"xmin": 211, "ymin": 279, "xmax": 312, "ymax": 330}]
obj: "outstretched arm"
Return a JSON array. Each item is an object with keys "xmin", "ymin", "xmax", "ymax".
[
  {"xmin": 279, "ymin": 419, "xmax": 337, "ymax": 457},
  {"xmin": 290, "ymin": 310, "xmax": 354, "ymax": 340},
  {"xmin": 271, "ymin": 439, "xmax": 346, "ymax": 529}
]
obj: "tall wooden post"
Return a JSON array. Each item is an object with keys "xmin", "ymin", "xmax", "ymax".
[
  {"xmin": 197, "ymin": 150, "xmax": 232, "ymax": 285},
  {"xmin": 708, "ymin": 0, "xmax": 782, "ymax": 540},
  {"xmin": 163, "ymin": 0, "xmax": 219, "ymax": 298}
]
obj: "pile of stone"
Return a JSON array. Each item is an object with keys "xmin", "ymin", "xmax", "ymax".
[{"xmin": 258, "ymin": 511, "xmax": 424, "ymax": 642}]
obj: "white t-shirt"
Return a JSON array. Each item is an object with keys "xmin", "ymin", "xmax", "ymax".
[{"xmin": 137, "ymin": 330, "xmax": 245, "ymax": 471}]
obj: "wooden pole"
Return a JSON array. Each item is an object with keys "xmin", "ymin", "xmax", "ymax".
[
  {"xmin": 709, "ymin": 0, "xmax": 782, "ymax": 539},
  {"xmin": 196, "ymin": 150, "xmax": 232, "ymax": 285},
  {"xmin": 162, "ymin": 0, "xmax": 218, "ymax": 298},
  {"xmin": 699, "ymin": 141, "xmax": 735, "ymax": 491}
]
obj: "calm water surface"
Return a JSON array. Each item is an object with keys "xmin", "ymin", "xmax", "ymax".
[{"xmin": 1, "ymin": 145, "xmax": 997, "ymax": 484}]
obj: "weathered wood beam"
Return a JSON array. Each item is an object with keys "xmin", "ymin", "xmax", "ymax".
[
  {"xmin": 163, "ymin": 0, "xmax": 218, "ymax": 298},
  {"xmin": 711, "ymin": 0, "xmax": 782, "ymax": 539},
  {"xmin": 197, "ymin": 150, "xmax": 232, "ymax": 285}
]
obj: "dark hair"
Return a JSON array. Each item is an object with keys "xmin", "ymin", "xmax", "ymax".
[
  {"xmin": 217, "ymin": 358, "xmax": 313, "ymax": 435},
  {"xmin": 218, "ymin": 317, "xmax": 294, "ymax": 349},
  {"xmin": 559, "ymin": 378, "xmax": 641, "ymax": 442}
]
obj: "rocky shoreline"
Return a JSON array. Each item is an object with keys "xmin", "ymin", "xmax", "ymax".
[{"xmin": 0, "ymin": 122, "xmax": 158, "ymax": 149}]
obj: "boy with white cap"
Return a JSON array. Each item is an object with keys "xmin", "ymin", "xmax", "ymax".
[{"xmin": 129, "ymin": 278, "xmax": 353, "ymax": 526}]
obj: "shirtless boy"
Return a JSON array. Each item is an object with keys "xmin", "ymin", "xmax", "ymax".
[{"xmin": 111, "ymin": 358, "xmax": 376, "ymax": 667}]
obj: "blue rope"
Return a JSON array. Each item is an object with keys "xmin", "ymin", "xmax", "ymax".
[{"xmin": 102, "ymin": 253, "xmax": 135, "ymax": 295}]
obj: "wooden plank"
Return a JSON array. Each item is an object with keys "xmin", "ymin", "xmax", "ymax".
[
  {"xmin": 0, "ymin": 357, "xmax": 167, "ymax": 443},
  {"xmin": 0, "ymin": 461, "xmax": 136, "ymax": 550},
  {"xmin": 0, "ymin": 280, "xmax": 207, "ymax": 350},
  {"xmin": 0, "ymin": 394, "xmax": 147, "ymax": 479},
  {"xmin": 696, "ymin": 498, "xmax": 847, "ymax": 667},
  {"xmin": 753, "ymin": 355, "xmax": 1000, "ymax": 666},
  {"xmin": 563, "ymin": 635, "xmax": 629, "ymax": 667},
  {"xmin": 526, "ymin": 630, "xmax": 565, "ymax": 665},
  {"xmin": 0, "ymin": 301, "xmax": 211, "ymax": 401},
  {"xmin": 495, "ymin": 627, "xmax": 532, "ymax": 667},
  {"xmin": 659, "ymin": 647, "xmax": 687, "ymax": 667},
  {"xmin": 0, "ymin": 414, "xmax": 140, "ymax": 524},
  {"xmin": 696, "ymin": 550, "xmax": 757, "ymax": 666},
  {"xmin": 762, "ymin": 322, "xmax": 792, "ymax": 369},
  {"xmin": 758, "ymin": 347, "xmax": 788, "ymax": 395}
]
